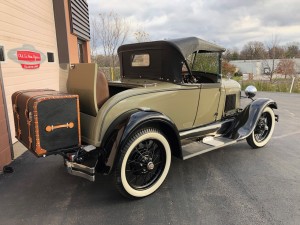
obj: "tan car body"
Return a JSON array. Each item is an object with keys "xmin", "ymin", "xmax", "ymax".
[
  {"xmin": 79, "ymin": 78, "xmax": 241, "ymax": 147},
  {"xmin": 66, "ymin": 37, "xmax": 277, "ymax": 181}
]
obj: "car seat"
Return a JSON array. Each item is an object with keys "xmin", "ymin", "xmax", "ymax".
[{"xmin": 67, "ymin": 63, "xmax": 109, "ymax": 117}]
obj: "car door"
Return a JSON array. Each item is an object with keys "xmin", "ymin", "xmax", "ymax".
[{"xmin": 193, "ymin": 83, "xmax": 221, "ymax": 127}]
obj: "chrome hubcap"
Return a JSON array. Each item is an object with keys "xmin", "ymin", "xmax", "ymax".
[
  {"xmin": 125, "ymin": 139, "xmax": 166, "ymax": 189},
  {"xmin": 147, "ymin": 162, "xmax": 154, "ymax": 170},
  {"xmin": 254, "ymin": 112, "xmax": 272, "ymax": 142}
]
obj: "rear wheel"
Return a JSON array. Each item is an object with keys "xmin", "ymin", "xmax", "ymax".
[
  {"xmin": 246, "ymin": 107, "xmax": 275, "ymax": 148},
  {"xmin": 115, "ymin": 128, "xmax": 171, "ymax": 198}
]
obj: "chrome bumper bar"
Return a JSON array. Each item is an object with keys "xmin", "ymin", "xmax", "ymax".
[{"xmin": 65, "ymin": 160, "xmax": 95, "ymax": 182}]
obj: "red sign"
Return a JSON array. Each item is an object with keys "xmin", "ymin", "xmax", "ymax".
[
  {"xmin": 17, "ymin": 50, "xmax": 41, "ymax": 69},
  {"xmin": 21, "ymin": 64, "xmax": 40, "ymax": 69},
  {"xmin": 8, "ymin": 45, "xmax": 46, "ymax": 70},
  {"xmin": 17, "ymin": 51, "xmax": 41, "ymax": 62}
]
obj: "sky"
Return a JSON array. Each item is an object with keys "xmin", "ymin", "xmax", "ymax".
[{"xmin": 87, "ymin": 0, "xmax": 300, "ymax": 50}]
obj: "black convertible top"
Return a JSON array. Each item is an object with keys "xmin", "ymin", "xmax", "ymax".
[
  {"xmin": 168, "ymin": 37, "xmax": 225, "ymax": 58},
  {"xmin": 118, "ymin": 37, "xmax": 225, "ymax": 83}
]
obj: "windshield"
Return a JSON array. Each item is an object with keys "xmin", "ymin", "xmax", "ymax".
[{"xmin": 189, "ymin": 52, "xmax": 220, "ymax": 75}]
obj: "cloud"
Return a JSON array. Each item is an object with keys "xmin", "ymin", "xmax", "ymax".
[{"xmin": 87, "ymin": 0, "xmax": 300, "ymax": 50}]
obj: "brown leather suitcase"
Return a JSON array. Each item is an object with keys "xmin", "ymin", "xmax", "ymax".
[{"xmin": 12, "ymin": 89, "xmax": 81, "ymax": 157}]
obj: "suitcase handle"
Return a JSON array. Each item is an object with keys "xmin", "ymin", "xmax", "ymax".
[{"xmin": 45, "ymin": 122, "xmax": 75, "ymax": 132}]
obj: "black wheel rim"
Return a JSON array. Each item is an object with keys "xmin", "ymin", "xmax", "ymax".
[
  {"xmin": 125, "ymin": 139, "xmax": 166, "ymax": 190},
  {"xmin": 254, "ymin": 112, "xmax": 272, "ymax": 142}
]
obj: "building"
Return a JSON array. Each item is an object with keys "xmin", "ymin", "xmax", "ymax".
[
  {"xmin": 0, "ymin": 0, "xmax": 91, "ymax": 172},
  {"xmin": 230, "ymin": 59, "xmax": 300, "ymax": 77}
]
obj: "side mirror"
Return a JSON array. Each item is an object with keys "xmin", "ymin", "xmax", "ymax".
[{"xmin": 245, "ymin": 85, "xmax": 257, "ymax": 98}]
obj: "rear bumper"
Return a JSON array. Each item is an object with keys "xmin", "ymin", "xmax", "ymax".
[{"xmin": 65, "ymin": 160, "xmax": 95, "ymax": 182}]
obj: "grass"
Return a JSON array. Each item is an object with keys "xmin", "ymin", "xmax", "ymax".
[
  {"xmin": 232, "ymin": 76, "xmax": 300, "ymax": 93},
  {"xmin": 99, "ymin": 67, "xmax": 121, "ymax": 81}
]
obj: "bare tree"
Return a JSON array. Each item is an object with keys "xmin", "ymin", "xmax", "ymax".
[
  {"xmin": 275, "ymin": 59, "xmax": 296, "ymax": 79},
  {"xmin": 92, "ymin": 12, "xmax": 130, "ymax": 80},
  {"xmin": 92, "ymin": 54, "xmax": 111, "ymax": 67},
  {"xmin": 90, "ymin": 17, "xmax": 99, "ymax": 58},
  {"xmin": 223, "ymin": 49, "xmax": 238, "ymax": 61},
  {"xmin": 263, "ymin": 35, "xmax": 284, "ymax": 81},
  {"xmin": 134, "ymin": 28, "xmax": 150, "ymax": 43},
  {"xmin": 240, "ymin": 41, "xmax": 267, "ymax": 60},
  {"xmin": 285, "ymin": 42, "xmax": 300, "ymax": 58}
]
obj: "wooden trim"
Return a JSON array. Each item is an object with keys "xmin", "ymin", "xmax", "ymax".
[{"xmin": 13, "ymin": 91, "xmax": 23, "ymax": 139}]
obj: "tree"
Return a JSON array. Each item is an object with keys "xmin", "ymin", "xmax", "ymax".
[
  {"xmin": 92, "ymin": 54, "xmax": 111, "ymax": 67},
  {"xmin": 275, "ymin": 59, "xmax": 296, "ymax": 79},
  {"xmin": 263, "ymin": 35, "xmax": 284, "ymax": 81},
  {"xmin": 90, "ymin": 17, "xmax": 99, "ymax": 58},
  {"xmin": 223, "ymin": 48, "xmax": 240, "ymax": 61},
  {"xmin": 285, "ymin": 42, "xmax": 300, "ymax": 58},
  {"xmin": 240, "ymin": 41, "xmax": 267, "ymax": 60},
  {"xmin": 134, "ymin": 28, "xmax": 150, "ymax": 43},
  {"xmin": 231, "ymin": 49, "xmax": 240, "ymax": 60},
  {"xmin": 222, "ymin": 61, "xmax": 236, "ymax": 77},
  {"xmin": 91, "ymin": 12, "xmax": 130, "ymax": 80}
]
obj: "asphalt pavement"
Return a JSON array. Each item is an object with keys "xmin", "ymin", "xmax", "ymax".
[{"xmin": 0, "ymin": 92, "xmax": 299, "ymax": 225}]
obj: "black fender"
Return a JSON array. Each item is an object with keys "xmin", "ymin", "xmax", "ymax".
[
  {"xmin": 96, "ymin": 109, "xmax": 138, "ymax": 174},
  {"xmin": 225, "ymin": 98, "xmax": 278, "ymax": 140},
  {"xmin": 99, "ymin": 109, "xmax": 181, "ymax": 174}
]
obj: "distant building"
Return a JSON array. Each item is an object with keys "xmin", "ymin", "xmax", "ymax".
[{"xmin": 230, "ymin": 59, "xmax": 300, "ymax": 76}]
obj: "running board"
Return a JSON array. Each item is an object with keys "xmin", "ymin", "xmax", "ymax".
[{"xmin": 182, "ymin": 137, "xmax": 236, "ymax": 160}]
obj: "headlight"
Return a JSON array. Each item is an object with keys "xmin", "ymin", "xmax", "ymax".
[{"xmin": 245, "ymin": 85, "xmax": 257, "ymax": 98}]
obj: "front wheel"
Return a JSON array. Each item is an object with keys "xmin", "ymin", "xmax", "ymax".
[
  {"xmin": 246, "ymin": 106, "xmax": 275, "ymax": 148},
  {"xmin": 115, "ymin": 128, "xmax": 171, "ymax": 198}
]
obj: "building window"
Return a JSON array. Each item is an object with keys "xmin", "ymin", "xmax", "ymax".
[
  {"xmin": 78, "ymin": 39, "xmax": 84, "ymax": 63},
  {"xmin": 0, "ymin": 46, "xmax": 5, "ymax": 61},
  {"xmin": 47, "ymin": 52, "xmax": 54, "ymax": 62}
]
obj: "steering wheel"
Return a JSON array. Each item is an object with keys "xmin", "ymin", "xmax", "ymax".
[{"xmin": 182, "ymin": 71, "xmax": 196, "ymax": 83}]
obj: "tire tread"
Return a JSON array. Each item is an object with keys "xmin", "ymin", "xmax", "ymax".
[{"xmin": 114, "ymin": 128, "xmax": 166, "ymax": 199}]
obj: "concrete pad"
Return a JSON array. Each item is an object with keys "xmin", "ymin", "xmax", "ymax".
[{"xmin": 13, "ymin": 141, "xmax": 27, "ymax": 159}]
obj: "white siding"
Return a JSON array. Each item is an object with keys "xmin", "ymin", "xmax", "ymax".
[
  {"xmin": 0, "ymin": 0, "xmax": 59, "ymax": 143},
  {"xmin": 231, "ymin": 58, "xmax": 300, "ymax": 76}
]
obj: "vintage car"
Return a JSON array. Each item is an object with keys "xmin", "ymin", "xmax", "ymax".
[{"xmin": 12, "ymin": 37, "xmax": 278, "ymax": 198}]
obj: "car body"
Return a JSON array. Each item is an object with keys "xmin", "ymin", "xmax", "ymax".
[{"xmin": 51, "ymin": 37, "xmax": 279, "ymax": 198}]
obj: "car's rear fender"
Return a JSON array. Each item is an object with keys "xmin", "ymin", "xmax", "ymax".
[
  {"xmin": 99, "ymin": 110, "xmax": 181, "ymax": 174},
  {"xmin": 224, "ymin": 98, "xmax": 278, "ymax": 140}
]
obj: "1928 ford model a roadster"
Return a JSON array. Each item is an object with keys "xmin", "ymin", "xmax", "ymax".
[{"xmin": 12, "ymin": 37, "xmax": 278, "ymax": 198}]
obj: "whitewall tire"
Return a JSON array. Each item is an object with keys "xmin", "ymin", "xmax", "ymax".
[
  {"xmin": 115, "ymin": 128, "xmax": 171, "ymax": 198},
  {"xmin": 246, "ymin": 107, "xmax": 275, "ymax": 148}
]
